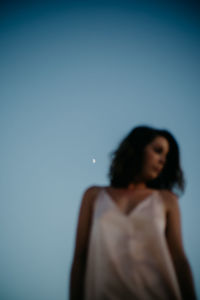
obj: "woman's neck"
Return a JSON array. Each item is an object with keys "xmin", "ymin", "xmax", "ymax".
[{"xmin": 127, "ymin": 182, "xmax": 147, "ymax": 190}]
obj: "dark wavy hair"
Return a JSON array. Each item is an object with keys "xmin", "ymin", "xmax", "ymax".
[{"xmin": 108, "ymin": 125, "xmax": 185, "ymax": 196}]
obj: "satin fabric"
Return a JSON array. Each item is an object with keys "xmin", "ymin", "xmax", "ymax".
[{"xmin": 84, "ymin": 189, "xmax": 182, "ymax": 300}]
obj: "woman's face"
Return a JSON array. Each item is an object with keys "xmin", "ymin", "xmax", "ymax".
[{"xmin": 140, "ymin": 136, "xmax": 170, "ymax": 182}]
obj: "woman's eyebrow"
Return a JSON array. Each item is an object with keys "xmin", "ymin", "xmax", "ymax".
[{"xmin": 154, "ymin": 144, "xmax": 169, "ymax": 154}]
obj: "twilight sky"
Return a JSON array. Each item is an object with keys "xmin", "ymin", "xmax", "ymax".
[{"xmin": 1, "ymin": 1, "xmax": 200, "ymax": 299}]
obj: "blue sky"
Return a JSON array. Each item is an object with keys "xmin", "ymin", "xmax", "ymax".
[{"xmin": 1, "ymin": 1, "xmax": 200, "ymax": 299}]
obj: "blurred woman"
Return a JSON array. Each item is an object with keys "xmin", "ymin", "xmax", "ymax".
[{"xmin": 70, "ymin": 125, "xmax": 197, "ymax": 300}]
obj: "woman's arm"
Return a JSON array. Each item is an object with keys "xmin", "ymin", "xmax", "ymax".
[
  {"xmin": 164, "ymin": 191, "xmax": 197, "ymax": 300},
  {"xmin": 69, "ymin": 186, "xmax": 99, "ymax": 300}
]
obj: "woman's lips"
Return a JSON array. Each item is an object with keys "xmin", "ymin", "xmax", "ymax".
[{"xmin": 153, "ymin": 167, "xmax": 162, "ymax": 172}]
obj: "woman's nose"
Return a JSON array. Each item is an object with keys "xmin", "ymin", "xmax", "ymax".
[{"xmin": 159, "ymin": 156, "xmax": 166, "ymax": 166}]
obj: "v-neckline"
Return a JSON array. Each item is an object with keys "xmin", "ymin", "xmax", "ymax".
[{"xmin": 102, "ymin": 189, "xmax": 159, "ymax": 217}]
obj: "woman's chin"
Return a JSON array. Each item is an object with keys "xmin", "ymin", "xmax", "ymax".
[{"xmin": 146, "ymin": 174, "xmax": 159, "ymax": 181}]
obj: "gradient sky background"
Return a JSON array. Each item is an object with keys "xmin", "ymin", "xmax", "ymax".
[{"xmin": 1, "ymin": 0, "xmax": 200, "ymax": 299}]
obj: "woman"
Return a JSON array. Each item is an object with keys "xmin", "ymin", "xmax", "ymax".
[{"xmin": 70, "ymin": 125, "xmax": 197, "ymax": 300}]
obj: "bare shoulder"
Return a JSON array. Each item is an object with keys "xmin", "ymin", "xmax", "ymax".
[
  {"xmin": 81, "ymin": 185, "xmax": 102, "ymax": 207},
  {"xmin": 82, "ymin": 185, "xmax": 102, "ymax": 197},
  {"xmin": 158, "ymin": 189, "xmax": 179, "ymax": 200},
  {"xmin": 158, "ymin": 189, "xmax": 179, "ymax": 213},
  {"xmin": 72, "ymin": 186, "xmax": 102, "ymax": 261}
]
